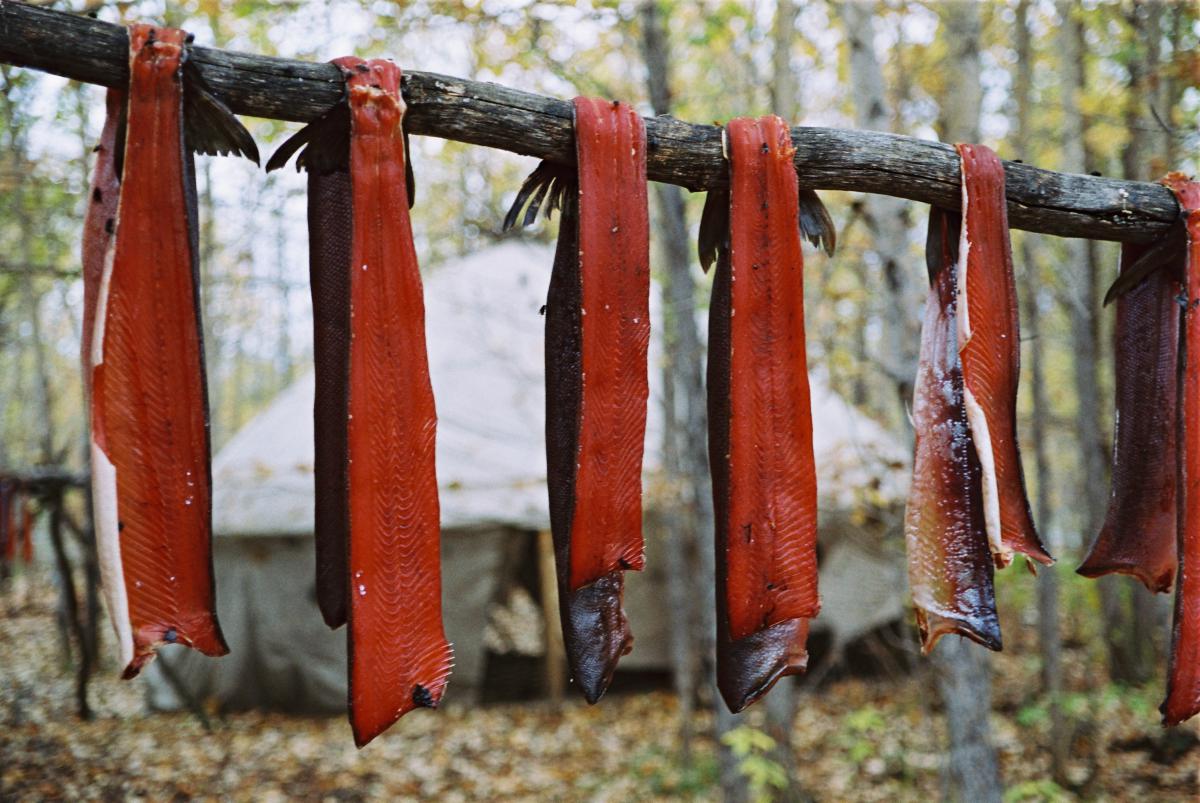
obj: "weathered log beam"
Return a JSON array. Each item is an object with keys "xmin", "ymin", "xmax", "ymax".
[{"xmin": 0, "ymin": 0, "xmax": 1181, "ymax": 243}]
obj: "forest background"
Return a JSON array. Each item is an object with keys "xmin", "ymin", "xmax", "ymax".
[{"xmin": 2, "ymin": 0, "xmax": 1200, "ymax": 800}]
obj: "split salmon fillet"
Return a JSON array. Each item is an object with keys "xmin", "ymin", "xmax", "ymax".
[
  {"xmin": 955, "ymin": 143, "xmax": 1052, "ymax": 569},
  {"xmin": 905, "ymin": 207, "xmax": 1002, "ymax": 653},
  {"xmin": 1163, "ymin": 173, "xmax": 1200, "ymax": 727},
  {"xmin": 89, "ymin": 25, "xmax": 226, "ymax": 678},
  {"xmin": 1079, "ymin": 241, "xmax": 1179, "ymax": 593},
  {"xmin": 342, "ymin": 59, "xmax": 450, "ymax": 746},
  {"xmin": 707, "ymin": 115, "xmax": 817, "ymax": 713},
  {"xmin": 537, "ymin": 97, "xmax": 651, "ymax": 704}
]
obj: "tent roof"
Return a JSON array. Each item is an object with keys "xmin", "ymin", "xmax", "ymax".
[{"xmin": 212, "ymin": 241, "xmax": 906, "ymax": 537}]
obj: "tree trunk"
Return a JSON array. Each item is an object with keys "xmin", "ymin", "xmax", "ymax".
[
  {"xmin": 930, "ymin": 3, "xmax": 1002, "ymax": 800},
  {"xmin": 1014, "ymin": 0, "xmax": 1067, "ymax": 783},
  {"xmin": 839, "ymin": 0, "xmax": 918, "ymax": 440},
  {"xmin": 639, "ymin": 0, "xmax": 712, "ymax": 775}
]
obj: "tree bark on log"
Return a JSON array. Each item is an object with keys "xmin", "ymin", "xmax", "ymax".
[{"xmin": 0, "ymin": 0, "xmax": 1180, "ymax": 244}]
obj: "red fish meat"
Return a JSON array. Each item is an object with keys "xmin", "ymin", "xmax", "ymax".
[
  {"xmin": 955, "ymin": 143, "xmax": 1052, "ymax": 569},
  {"xmin": 905, "ymin": 206, "xmax": 1001, "ymax": 653},
  {"xmin": 1078, "ymin": 241, "xmax": 1180, "ymax": 593},
  {"xmin": 1163, "ymin": 173, "xmax": 1200, "ymax": 726},
  {"xmin": 705, "ymin": 115, "xmax": 817, "ymax": 713},
  {"xmin": 89, "ymin": 24, "xmax": 255, "ymax": 678}
]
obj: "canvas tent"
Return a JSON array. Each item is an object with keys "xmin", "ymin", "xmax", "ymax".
[{"xmin": 147, "ymin": 241, "xmax": 909, "ymax": 712}]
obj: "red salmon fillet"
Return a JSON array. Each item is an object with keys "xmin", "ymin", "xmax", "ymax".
[
  {"xmin": 906, "ymin": 207, "xmax": 1001, "ymax": 653},
  {"xmin": 955, "ymin": 143, "xmax": 1052, "ymax": 568},
  {"xmin": 567, "ymin": 96, "xmax": 649, "ymax": 591},
  {"xmin": 1162, "ymin": 173, "xmax": 1200, "ymax": 726},
  {"xmin": 341, "ymin": 59, "xmax": 452, "ymax": 747},
  {"xmin": 90, "ymin": 24, "xmax": 226, "ymax": 678},
  {"xmin": 709, "ymin": 115, "xmax": 816, "ymax": 713},
  {"xmin": 1079, "ymin": 242, "xmax": 1179, "ymax": 593}
]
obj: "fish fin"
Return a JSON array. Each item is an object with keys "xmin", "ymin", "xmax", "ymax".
[
  {"xmin": 1102, "ymin": 224, "xmax": 1186, "ymax": 306},
  {"xmin": 182, "ymin": 60, "xmax": 260, "ymax": 165},
  {"xmin": 266, "ymin": 102, "xmax": 351, "ymax": 174},
  {"xmin": 798, "ymin": 187, "xmax": 836, "ymax": 256},
  {"xmin": 698, "ymin": 186, "xmax": 730, "ymax": 274},
  {"xmin": 503, "ymin": 161, "xmax": 574, "ymax": 231}
]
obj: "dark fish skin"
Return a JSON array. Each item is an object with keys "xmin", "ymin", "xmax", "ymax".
[
  {"xmin": 1079, "ymin": 242, "xmax": 1180, "ymax": 594},
  {"xmin": 308, "ymin": 168, "xmax": 352, "ymax": 629},
  {"xmin": 81, "ymin": 88, "xmax": 123, "ymax": 395},
  {"xmin": 905, "ymin": 207, "xmax": 1001, "ymax": 654},
  {"xmin": 545, "ymin": 192, "xmax": 635, "ymax": 704},
  {"xmin": 1162, "ymin": 173, "xmax": 1200, "ymax": 727}
]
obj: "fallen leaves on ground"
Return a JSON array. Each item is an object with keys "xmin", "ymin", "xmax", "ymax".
[{"xmin": 1, "ymin": 569, "xmax": 1197, "ymax": 801}]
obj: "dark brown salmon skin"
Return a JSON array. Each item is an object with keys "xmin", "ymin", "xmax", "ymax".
[
  {"xmin": 1162, "ymin": 173, "xmax": 1200, "ymax": 727},
  {"xmin": 955, "ymin": 143, "xmax": 1052, "ymax": 569},
  {"xmin": 905, "ymin": 207, "xmax": 1001, "ymax": 653},
  {"xmin": 708, "ymin": 115, "xmax": 817, "ymax": 713},
  {"xmin": 266, "ymin": 57, "xmax": 358, "ymax": 631},
  {"xmin": 1079, "ymin": 242, "xmax": 1180, "ymax": 593},
  {"xmin": 81, "ymin": 88, "xmax": 123, "ymax": 395},
  {"xmin": 90, "ymin": 24, "xmax": 227, "ymax": 678},
  {"xmin": 544, "ymin": 97, "xmax": 650, "ymax": 704}
]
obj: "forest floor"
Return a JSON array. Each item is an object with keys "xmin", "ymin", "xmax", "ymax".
[{"xmin": 1, "ymin": 568, "xmax": 1198, "ymax": 802}]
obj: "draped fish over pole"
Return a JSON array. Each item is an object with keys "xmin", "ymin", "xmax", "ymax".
[
  {"xmin": 699, "ymin": 115, "xmax": 832, "ymax": 713},
  {"xmin": 954, "ymin": 144, "xmax": 1052, "ymax": 570},
  {"xmin": 269, "ymin": 58, "xmax": 451, "ymax": 747},
  {"xmin": 905, "ymin": 207, "xmax": 1002, "ymax": 653},
  {"xmin": 504, "ymin": 96, "xmax": 651, "ymax": 703},
  {"xmin": 86, "ymin": 23, "xmax": 257, "ymax": 679},
  {"xmin": 1079, "ymin": 238, "xmax": 1181, "ymax": 593}
]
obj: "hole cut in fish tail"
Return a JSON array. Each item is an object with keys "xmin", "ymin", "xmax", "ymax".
[
  {"xmin": 954, "ymin": 143, "xmax": 1052, "ymax": 570},
  {"xmin": 273, "ymin": 58, "xmax": 449, "ymax": 746},
  {"xmin": 88, "ymin": 24, "xmax": 257, "ymax": 679},
  {"xmin": 905, "ymin": 207, "xmax": 1001, "ymax": 654},
  {"xmin": 1162, "ymin": 173, "xmax": 1200, "ymax": 727},
  {"xmin": 1079, "ymin": 238, "xmax": 1181, "ymax": 593},
  {"xmin": 702, "ymin": 116, "xmax": 818, "ymax": 713},
  {"xmin": 505, "ymin": 97, "xmax": 651, "ymax": 704}
]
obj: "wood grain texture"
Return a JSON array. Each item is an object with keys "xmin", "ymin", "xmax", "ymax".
[{"xmin": 0, "ymin": 0, "xmax": 1179, "ymax": 244}]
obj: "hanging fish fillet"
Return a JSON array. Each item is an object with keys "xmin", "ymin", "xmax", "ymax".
[
  {"xmin": 1078, "ymin": 241, "xmax": 1180, "ymax": 593},
  {"xmin": 502, "ymin": 98, "xmax": 651, "ymax": 703},
  {"xmin": 702, "ymin": 116, "xmax": 818, "ymax": 713},
  {"xmin": 1162, "ymin": 173, "xmax": 1200, "ymax": 727},
  {"xmin": 905, "ymin": 207, "xmax": 1001, "ymax": 653},
  {"xmin": 89, "ymin": 24, "xmax": 257, "ymax": 678},
  {"xmin": 0, "ymin": 480, "xmax": 15, "ymax": 566},
  {"xmin": 954, "ymin": 144, "xmax": 1052, "ymax": 569},
  {"xmin": 272, "ymin": 58, "xmax": 450, "ymax": 746}
]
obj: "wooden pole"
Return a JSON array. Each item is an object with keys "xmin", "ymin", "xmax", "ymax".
[{"xmin": 0, "ymin": 0, "xmax": 1180, "ymax": 244}]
